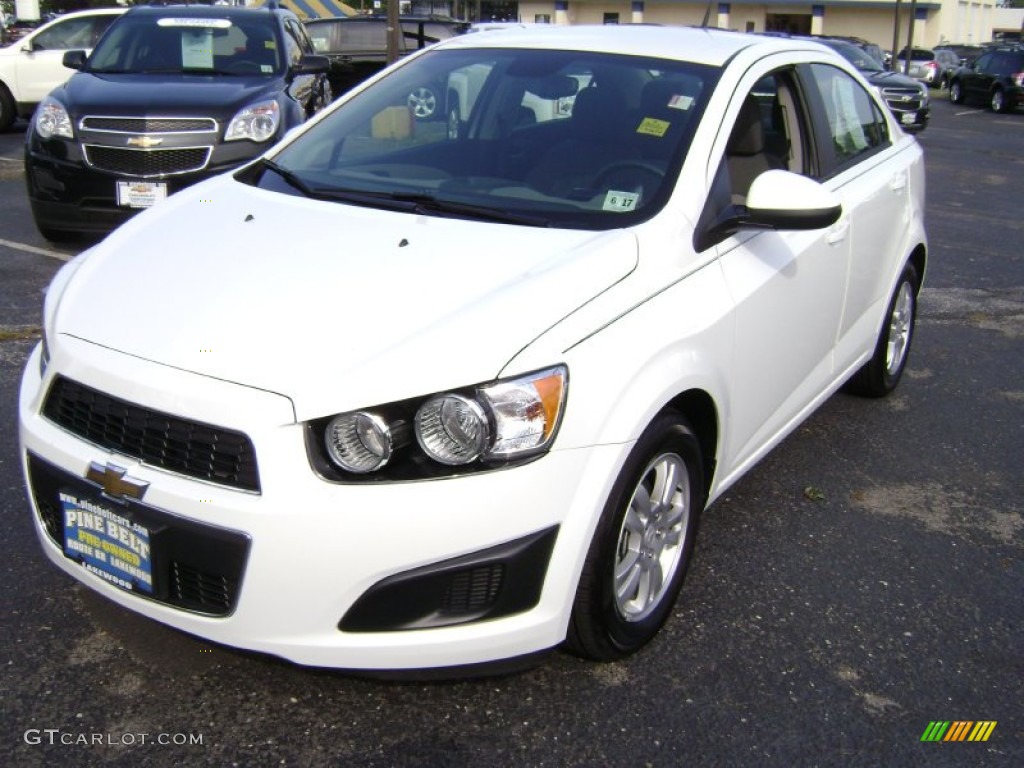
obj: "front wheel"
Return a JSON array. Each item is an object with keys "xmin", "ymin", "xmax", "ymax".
[
  {"xmin": 0, "ymin": 84, "xmax": 15, "ymax": 133},
  {"xmin": 845, "ymin": 262, "xmax": 920, "ymax": 398},
  {"xmin": 407, "ymin": 86, "xmax": 438, "ymax": 120},
  {"xmin": 949, "ymin": 80, "xmax": 964, "ymax": 104},
  {"xmin": 565, "ymin": 411, "xmax": 704, "ymax": 661}
]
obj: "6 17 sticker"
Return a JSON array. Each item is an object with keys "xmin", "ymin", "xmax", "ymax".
[{"xmin": 603, "ymin": 190, "xmax": 640, "ymax": 212}]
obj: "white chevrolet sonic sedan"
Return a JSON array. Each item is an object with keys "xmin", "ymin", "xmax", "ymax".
[{"xmin": 20, "ymin": 25, "xmax": 926, "ymax": 672}]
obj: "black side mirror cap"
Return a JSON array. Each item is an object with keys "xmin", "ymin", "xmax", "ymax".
[{"xmin": 62, "ymin": 50, "xmax": 87, "ymax": 71}]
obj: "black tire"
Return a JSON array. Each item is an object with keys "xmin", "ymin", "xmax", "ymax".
[
  {"xmin": 446, "ymin": 102, "xmax": 460, "ymax": 140},
  {"xmin": 949, "ymin": 80, "xmax": 964, "ymax": 104},
  {"xmin": 0, "ymin": 83, "xmax": 16, "ymax": 133},
  {"xmin": 990, "ymin": 88, "xmax": 1008, "ymax": 113},
  {"xmin": 845, "ymin": 262, "xmax": 920, "ymax": 398},
  {"xmin": 565, "ymin": 410, "xmax": 704, "ymax": 661}
]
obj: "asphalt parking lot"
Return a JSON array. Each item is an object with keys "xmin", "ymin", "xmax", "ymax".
[{"xmin": 0, "ymin": 96, "xmax": 1021, "ymax": 767}]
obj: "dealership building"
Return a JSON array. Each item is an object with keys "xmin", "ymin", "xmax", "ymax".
[{"xmin": 513, "ymin": 1, "xmax": 1022, "ymax": 49}]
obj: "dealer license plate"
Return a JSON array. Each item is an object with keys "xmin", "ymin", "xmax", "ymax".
[
  {"xmin": 61, "ymin": 492, "xmax": 154, "ymax": 594},
  {"xmin": 116, "ymin": 180, "xmax": 167, "ymax": 208},
  {"xmin": 901, "ymin": 112, "xmax": 917, "ymax": 125}
]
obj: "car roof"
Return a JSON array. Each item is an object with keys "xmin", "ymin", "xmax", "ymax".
[
  {"xmin": 434, "ymin": 24, "xmax": 832, "ymax": 68},
  {"xmin": 123, "ymin": 4, "xmax": 296, "ymax": 21}
]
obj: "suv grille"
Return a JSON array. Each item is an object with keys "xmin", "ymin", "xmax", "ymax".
[
  {"xmin": 42, "ymin": 376, "xmax": 260, "ymax": 492},
  {"xmin": 81, "ymin": 117, "xmax": 218, "ymax": 133},
  {"xmin": 83, "ymin": 145, "xmax": 211, "ymax": 177},
  {"xmin": 880, "ymin": 86, "xmax": 923, "ymax": 112}
]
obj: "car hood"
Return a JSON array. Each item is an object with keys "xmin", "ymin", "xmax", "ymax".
[
  {"xmin": 861, "ymin": 69, "xmax": 923, "ymax": 89},
  {"xmin": 56, "ymin": 72, "xmax": 282, "ymax": 118},
  {"xmin": 54, "ymin": 176, "xmax": 638, "ymax": 421}
]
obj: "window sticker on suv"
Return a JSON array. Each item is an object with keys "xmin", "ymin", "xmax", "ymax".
[{"xmin": 158, "ymin": 18, "xmax": 232, "ymax": 29}]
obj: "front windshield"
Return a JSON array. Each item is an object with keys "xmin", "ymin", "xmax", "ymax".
[
  {"xmin": 258, "ymin": 47, "xmax": 718, "ymax": 230},
  {"xmin": 88, "ymin": 15, "xmax": 282, "ymax": 75}
]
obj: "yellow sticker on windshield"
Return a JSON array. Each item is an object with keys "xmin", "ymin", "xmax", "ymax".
[{"xmin": 637, "ymin": 118, "xmax": 670, "ymax": 137}]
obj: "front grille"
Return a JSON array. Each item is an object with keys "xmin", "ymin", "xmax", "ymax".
[
  {"xmin": 27, "ymin": 453, "xmax": 249, "ymax": 616},
  {"xmin": 881, "ymin": 88, "xmax": 923, "ymax": 112},
  {"xmin": 83, "ymin": 145, "xmax": 211, "ymax": 177},
  {"xmin": 43, "ymin": 376, "xmax": 260, "ymax": 492},
  {"xmin": 81, "ymin": 116, "xmax": 218, "ymax": 133}
]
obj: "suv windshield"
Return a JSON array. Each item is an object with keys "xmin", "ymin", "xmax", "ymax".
[
  {"xmin": 255, "ymin": 47, "xmax": 717, "ymax": 230},
  {"xmin": 824, "ymin": 41, "xmax": 885, "ymax": 73},
  {"xmin": 88, "ymin": 15, "xmax": 282, "ymax": 75}
]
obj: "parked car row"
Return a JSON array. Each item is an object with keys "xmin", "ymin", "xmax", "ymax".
[{"xmin": 948, "ymin": 45, "xmax": 1024, "ymax": 113}]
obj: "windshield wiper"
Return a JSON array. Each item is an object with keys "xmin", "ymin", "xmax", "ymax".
[
  {"xmin": 260, "ymin": 159, "xmax": 316, "ymax": 197},
  {"xmin": 309, "ymin": 188, "xmax": 551, "ymax": 227}
]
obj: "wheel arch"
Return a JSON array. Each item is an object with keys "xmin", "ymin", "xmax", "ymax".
[{"xmin": 664, "ymin": 388, "xmax": 719, "ymax": 506}]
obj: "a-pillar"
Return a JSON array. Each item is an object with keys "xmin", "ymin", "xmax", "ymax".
[{"xmin": 632, "ymin": 1, "xmax": 644, "ymax": 24}]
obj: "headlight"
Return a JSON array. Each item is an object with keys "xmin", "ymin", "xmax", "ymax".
[
  {"xmin": 225, "ymin": 100, "xmax": 280, "ymax": 143},
  {"xmin": 312, "ymin": 366, "xmax": 568, "ymax": 480},
  {"xmin": 416, "ymin": 394, "xmax": 490, "ymax": 466},
  {"xmin": 35, "ymin": 99, "xmax": 74, "ymax": 140},
  {"xmin": 325, "ymin": 411, "xmax": 408, "ymax": 473}
]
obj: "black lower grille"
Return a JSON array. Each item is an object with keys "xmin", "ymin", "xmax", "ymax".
[
  {"xmin": 43, "ymin": 376, "xmax": 260, "ymax": 492},
  {"xmin": 27, "ymin": 453, "xmax": 249, "ymax": 616},
  {"xmin": 83, "ymin": 145, "xmax": 211, "ymax": 177},
  {"xmin": 443, "ymin": 565, "xmax": 504, "ymax": 613}
]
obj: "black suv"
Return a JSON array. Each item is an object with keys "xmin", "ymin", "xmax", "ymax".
[
  {"xmin": 949, "ymin": 46, "xmax": 1024, "ymax": 113},
  {"xmin": 304, "ymin": 15, "xmax": 469, "ymax": 118},
  {"xmin": 810, "ymin": 37, "xmax": 930, "ymax": 132},
  {"xmin": 24, "ymin": 4, "xmax": 330, "ymax": 240}
]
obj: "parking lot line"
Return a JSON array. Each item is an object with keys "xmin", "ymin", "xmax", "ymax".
[{"xmin": 0, "ymin": 238, "xmax": 72, "ymax": 262}]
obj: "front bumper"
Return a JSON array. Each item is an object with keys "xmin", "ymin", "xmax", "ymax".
[
  {"xmin": 19, "ymin": 337, "xmax": 627, "ymax": 670},
  {"xmin": 24, "ymin": 136, "xmax": 261, "ymax": 236}
]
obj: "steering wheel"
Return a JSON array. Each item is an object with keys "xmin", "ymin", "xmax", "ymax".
[
  {"xmin": 224, "ymin": 60, "xmax": 262, "ymax": 74},
  {"xmin": 590, "ymin": 161, "xmax": 666, "ymax": 193}
]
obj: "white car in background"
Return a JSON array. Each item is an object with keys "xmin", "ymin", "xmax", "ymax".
[
  {"xmin": 0, "ymin": 7, "xmax": 124, "ymax": 131},
  {"xmin": 20, "ymin": 26, "xmax": 926, "ymax": 672}
]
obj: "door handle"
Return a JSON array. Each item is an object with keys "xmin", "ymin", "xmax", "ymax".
[{"xmin": 826, "ymin": 217, "xmax": 850, "ymax": 245}]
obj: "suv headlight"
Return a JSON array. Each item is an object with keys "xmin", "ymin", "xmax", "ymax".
[
  {"xmin": 312, "ymin": 366, "xmax": 568, "ymax": 481},
  {"xmin": 225, "ymin": 99, "xmax": 280, "ymax": 143},
  {"xmin": 35, "ymin": 98, "xmax": 74, "ymax": 140}
]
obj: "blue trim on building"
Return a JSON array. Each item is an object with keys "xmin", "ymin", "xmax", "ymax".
[
  {"xmin": 718, "ymin": 3, "xmax": 730, "ymax": 15},
  {"xmin": 632, "ymin": 0, "xmax": 644, "ymax": 12},
  {"xmin": 812, "ymin": 4, "xmax": 824, "ymax": 18}
]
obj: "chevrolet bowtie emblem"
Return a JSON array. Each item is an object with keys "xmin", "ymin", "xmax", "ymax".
[
  {"xmin": 126, "ymin": 136, "xmax": 162, "ymax": 148},
  {"xmin": 86, "ymin": 462, "xmax": 149, "ymax": 502}
]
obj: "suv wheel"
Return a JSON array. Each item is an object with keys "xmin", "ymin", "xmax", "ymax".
[
  {"xmin": 407, "ymin": 86, "xmax": 437, "ymax": 120},
  {"xmin": 0, "ymin": 84, "xmax": 15, "ymax": 133},
  {"xmin": 990, "ymin": 88, "xmax": 1008, "ymax": 113},
  {"xmin": 949, "ymin": 80, "xmax": 964, "ymax": 104}
]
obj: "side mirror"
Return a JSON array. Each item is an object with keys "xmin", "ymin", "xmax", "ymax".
[
  {"xmin": 63, "ymin": 50, "xmax": 87, "ymax": 71},
  {"xmin": 695, "ymin": 170, "xmax": 841, "ymax": 251},
  {"xmin": 292, "ymin": 54, "xmax": 330, "ymax": 76},
  {"xmin": 745, "ymin": 170, "xmax": 842, "ymax": 230}
]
